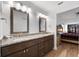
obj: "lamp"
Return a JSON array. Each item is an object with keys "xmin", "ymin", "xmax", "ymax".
[{"xmin": 57, "ymin": 25, "xmax": 63, "ymax": 32}]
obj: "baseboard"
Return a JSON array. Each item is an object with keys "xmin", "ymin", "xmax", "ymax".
[
  {"xmin": 61, "ymin": 39, "xmax": 79, "ymax": 44},
  {"xmin": 53, "ymin": 46, "xmax": 57, "ymax": 50}
]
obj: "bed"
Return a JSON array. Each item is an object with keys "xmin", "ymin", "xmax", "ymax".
[
  {"xmin": 61, "ymin": 24, "xmax": 79, "ymax": 44},
  {"xmin": 61, "ymin": 33, "xmax": 79, "ymax": 44}
]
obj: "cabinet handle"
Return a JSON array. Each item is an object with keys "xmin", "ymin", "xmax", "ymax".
[
  {"xmin": 26, "ymin": 49, "xmax": 29, "ymax": 52},
  {"xmin": 23, "ymin": 50, "xmax": 26, "ymax": 53}
]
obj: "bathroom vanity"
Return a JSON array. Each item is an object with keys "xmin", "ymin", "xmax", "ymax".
[
  {"xmin": 0, "ymin": 3, "xmax": 54, "ymax": 57},
  {"xmin": 1, "ymin": 33, "xmax": 54, "ymax": 57}
]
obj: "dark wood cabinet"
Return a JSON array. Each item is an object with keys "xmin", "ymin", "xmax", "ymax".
[
  {"xmin": 9, "ymin": 45, "xmax": 38, "ymax": 57},
  {"xmin": 27, "ymin": 45, "xmax": 38, "ymax": 57},
  {"xmin": 1, "ymin": 39, "xmax": 38, "ymax": 56},
  {"xmin": 38, "ymin": 36, "xmax": 54, "ymax": 57},
  {"xmin": 44, "ymin": 37, "xmax": 53, "ymax": 54},
  {"xmin": 1, "ymin": 35, "xmax": 54, "ymax": 57}
]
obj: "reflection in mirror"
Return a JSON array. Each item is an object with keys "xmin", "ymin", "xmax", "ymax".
[
  {"xmin": 10, "ymin": 8, "xmax": 29, "ymax": 34},
  {"xmin": 39, "ymin": 17, "xmax": 46, "ymax": 32}
]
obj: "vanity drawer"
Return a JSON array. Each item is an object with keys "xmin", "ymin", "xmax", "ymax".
[
  {"xmin": 38, "ymin": 37, "xmax": 45, "ymax": 43},
  {"xmin": 24, "ymin": 39, "xmax": 38, "ymax": 48}
]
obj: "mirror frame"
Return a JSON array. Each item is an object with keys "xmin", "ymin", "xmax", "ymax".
[
  {"xmin": 10, "ymin": 7, "xmax": 29, "ymax": 34},
  {"xmin": 39, "ymin": 17, "xmax": 47, "ymax": 32}
]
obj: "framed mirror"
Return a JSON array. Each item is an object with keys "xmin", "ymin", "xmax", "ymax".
[
  {"xmin": 10, "ymin": 7, "xmax": 29, "ymax": 34},
  {"xmin": 39, "ymin": 17, "xmax": 47, "ymax": 32}
]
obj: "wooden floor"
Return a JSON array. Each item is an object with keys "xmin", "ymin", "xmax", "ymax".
[{"xmin": 45, "ymin": 42, "xmax": 79, "ymax": 57}]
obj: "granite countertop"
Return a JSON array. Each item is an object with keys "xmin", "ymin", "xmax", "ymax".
[{"xmin": 0, "ymin": 33, "xmax": 53, "ymax": 47}]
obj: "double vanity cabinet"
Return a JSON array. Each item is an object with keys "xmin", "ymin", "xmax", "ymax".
[{"xmin": 1, "ymin": 34, "xmax": 54, "ymax": 57}]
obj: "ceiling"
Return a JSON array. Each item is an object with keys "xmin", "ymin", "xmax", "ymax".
[
  {"xmin": 57, "ymin": 7, "xmax": 79, "ymax": 25},
  {"xmin": 2, "ymin": 1, "xmax": 79, "ymax": 14},
  {"xmin": 31, "ymin": 1, "xmax": 58, "ymax": 13},
  {"xmin": 31, "ymin": 1, "xmax": 79, "ymax": 13}
]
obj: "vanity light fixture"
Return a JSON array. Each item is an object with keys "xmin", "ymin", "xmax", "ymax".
[
  {"xmin": 8, "ymin": 1, "xmax": 14, "ymax": 7},
  {"xmin": 27, "ymin": 8, "xmax": 31, "ymax": 13},
  {"xmin": 10, "ymin": 2, "xmax": 32, "ymax": 13},
  {"xmin": 21, "ymin": 5, "xmax": 28, "ymax": 12},
  {"xmin": 44, "ymin": 15, "xmax": 48, "ymax": 18},
  {"xmin": 15, "ymin": 3, "xmax": 21, "ymax": 10},
  {"xmin": 38, "ymin": 13, "xmax": 47, "ymax": 18}
]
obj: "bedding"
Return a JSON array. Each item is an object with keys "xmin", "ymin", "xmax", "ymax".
[{"xmin": 61, "ymin": 33, "xmax": 79, "ymax": 41}]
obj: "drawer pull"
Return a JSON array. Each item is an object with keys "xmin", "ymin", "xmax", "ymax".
[
  {"xmin": 26, "ymin": 49, "xmax": 29, "ymax": 52},
  {"xmin": 23, "ymin": 50, "xmax": 26, "ymax": 53}
]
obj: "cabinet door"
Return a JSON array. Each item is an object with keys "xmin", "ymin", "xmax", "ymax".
[
  {"xmin": 8, "ymin": 45, "xmax": 38, "ymax": 57},
  {"xmin": 44, "ymin": 40, "xmax": 50, "ymax": 54},
  {"xmin": 25, "ymin": 45, "xmax": 38, "ymax": 57},
  {"xmin": 44, "ymin": 36, "xmax": 53, "ymax": 54},
  {"xmin": 38, "ymin": 42, "xmax": 44, "ymax": 50},
  {"xmin": 38, "ymin": 43, "xmax": 45, "ymax": 57},
  {"xmin": 48, "ymin": 39, "xmax": 53, "ymax": 51},
  {"xmin": 38, "ymin": 48, "xmax": 45, "ymax": 57},
  {"xmin": 8, "ymin": 50, "xmax": 26, "ymax": 57}
]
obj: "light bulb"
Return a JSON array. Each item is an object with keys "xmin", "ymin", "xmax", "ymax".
[
  {"xmin": 27, "ymin": 8, "xmax": 31, "ymax": 13},
  {"xmin": 15, "ymin": 3, "xmax": 21, "ymax": 10},
  {"xmin": 21, "ymin": 5, "xmax": 27, "ymax": 12},
  {"xmin": 8, "ymin": 1, "xmax": 13, "ymax": 7},
  {"xmin": 38, "ymin": 13, "xmax": 47, "ymax": 18}
]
